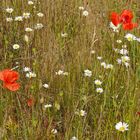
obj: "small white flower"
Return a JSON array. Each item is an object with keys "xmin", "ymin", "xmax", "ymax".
[
  {"xmin": 24, "ymin": 35, "xmax": 29, "ymax": 43},
  {"xmin": 51, "ymin": 129, "xmax": 57, "ymax": 134},
  {"xmin": 116, "ymin": 40, "xmax": 122, "ymax": 44},
  {"xmin": 6, "ymin": 8, "xmax": 14, "ymax": 13},
  {"xmin": 37, "ymin": 12, "xmax": 44, "ymax": 17},
  {"xmin": 71, "ymin": 136, "xmax": 78, "ymax": 140},
  {"xmin": 15, "ymin": 62, "xmax": 19, "ymax": 65},
  {"xmin": 101, "ymin": 62, "xmax": 107, "ymax": 68},
  {"xmin": 61, "ymin": 33, "xmax": 68, "ymax": 38},
  {"xmin": 79, "ymin": 110, "xmax": 87, "ymax": 117},
  {"xmin": 44, "ymin": 104, "xmax": 52, "ymax": 108},
  {"xmin": 15, "ymin": 16, "xmax": 23, "ymax": 21},
  {"xmin": 90, "ymin": 50, "xmax": 95, "ymax": 54},
  {"xmin": 34, "ymin": 23, "xmax": 44, "ymax": 29},
  {"xmin": 84, "ymin": 69, "xmax": 92, "ymax": 77},
  {"xmin": 121, "ymin": 56, "xmax": 130, "ymax": 63},
  {"xmin": 28, "ymin": 0, "xmax": 34, "ymax": 5},
  {"xmin": 23, "ymin": 67, "xmax": 31, "ymax": 72},
  {"xmin": 125, "ymin": 33, "xmax": 137, "ymax": 41},
  {"xmin": 13, "ymin": 44, "xmax": 20, "ymax": 49},
  {"xmin": 109, "ymin": 22, "xmax": 120, "ymax": 32},
  {"xmin": 115, "ymin": 122, "xmax": 129, "ymax": 132},
  {"xmin": 97, "ymin": 56, "xmax": 102, "ymax": 60},
  {"xmin": 26, "ymin": 72, "xmax": 36, "ymax": 78},
  {"xmin": 79, "ymin": 6, "xmax": 84, "ymax": 10},
  {"xmin": 106, "ymin": 64, "xmax": 113, "ymax": 69},
  {"xmin": 117, "ymin": 59, "xmax": 122, "ymax": 64},
  {"xmin": 43, "ymin": 84, "xmax": 49, "ymax": 89},
  {"xmin": 124, "ymin": 62, "xmax": 130, "ymax": 68},
  {"xmin": 82, "ymin": 10, "xmax": 89, "ymax": 16},
  {"xmin": 122, "ymin": 45, "xmax": 127, "ymax": 48},
  {"xmin": 120, "ymin": 49, "xmax": 128, "ymax": 55},
  {"xmin": 25, "ymin": 27, "xmax": 33, "ymax": 32},
  {"xmin": 96, "ymin": 88, "xmax": 103, "ymax": 93},
  {"xmin": 6, "ymin": 17, "xmax": 13, "ymax": 22},
  {"xmin": 94, "ymin": 79, "xmax": 102, "ymax": 86},
  {"xmin": 23, "ymin": 12, "xmax": 30, "ymax": 19},
  {"xmin": 55, "ymin": 70, "xmax": 68, "ymax": 76},
  {"xmin": 56, "ymin": 70, "xmax": 64, "ymax": 75}
]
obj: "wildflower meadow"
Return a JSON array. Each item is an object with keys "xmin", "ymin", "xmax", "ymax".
[{"xmin": 0, "ymin": 0, "xmax": 140, "ymax": 140}]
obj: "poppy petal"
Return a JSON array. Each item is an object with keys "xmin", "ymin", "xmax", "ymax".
[
  {"xmin": 4, "ymin": 82, "xmax": 20, "ymax": 91},
  {"xmin": 120, "ymin": 10, "xmax": 133, "ymax": 24},
  {"xmin": 111, "ymin": 12, "xmax": 120, "ymax": 26},
  {"xmin": 123, "ymin": 22, "xmax": 138, "ymax": 30},
  {"xmin": 0, "ymin": 71, "xmax": 4, "ymax": 81},
  {"xmin": 27, "ymin": 98, "xmax": 34, "ymax": 107},
  {"xmin": 5, "ymin": 70, "xmax": 19, "ymax": 83},
  {"xmin": 0, "ymin": 69, "xmax": 19, "ymax": 83}
]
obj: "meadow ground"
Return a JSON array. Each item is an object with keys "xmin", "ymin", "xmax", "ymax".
[{"xmin": 0, "ymin": 0, "xmax": 140, "ymax": 140}]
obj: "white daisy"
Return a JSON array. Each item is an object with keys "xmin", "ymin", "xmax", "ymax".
[
  {"xmin": 6, "ymin": 17, "xmax": 13, "ymax": 22},
  {"xmin": 96, "ymin": 88, "xmax": 103, "ymax": 93},
  {"xmin": 43, "ymin": 84, "xmax": 49, "ymax": 89},
  {"xmin": 37, "ymin": 12, "xmax": 44, "ymax": 17},
  {"xmin": 34, "ymin": 23, "xmax": 44, "ymax": 29},
  {"xmin": 15, "ymin": 16, "xmax": 23, "ymax": 21},
  {"xmin": 82, "ymin": 10, "xmax": 89, "ymax": 16},
  {"xmin": 79, "ymin": 6, "xmax": 84, "ymax": 10},
  {"xmin": 84, "ymin": 69, "xmax": 92, "ymax": 77},
  {"xmin": 51, "ymin": 129, "xmax": 57, "ymax": 134},
  {"xmin": 28, "ymin": 0, "xmax": 34, "ymax": 5},
  {"xmin": 79, "ymin": 110, "xmax": 87, "ymax": 117},
  {"xmin": 115, "ymin": 122, "xmax": 129, "ymax": 132},
  {"xmin": 125, "ymin": 33, "xmax": 137, "ymax": 41},
  {"xmin": 6, "ymin": 8, "xmax": 14, "ymax": 13},
  {"xmin": 25, "ymin": 27, "xmax": 33, "ymax": 32},
  {"xmin": 94, "ymin": 79, "xmax": 102, "ymax": 86},
  {"xmin": 13, "ymin": 44, "xmax": 20, "ymax": 49},
  {"xmin": 23, "ymin": 12, "xmax": 30, "ymax": 19}
]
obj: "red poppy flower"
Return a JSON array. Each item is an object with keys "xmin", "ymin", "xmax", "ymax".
[
  {"xmin": 0, "ymin": 69, "xmax": 20, "ymax": 91},
  {"xmin": 123, "ymin": 22, "xmax": 138, "ymax": 30},
  {"xmin": 110, "ymin": 10, "xmax": 138, "ymax": 30},
  {"xmin": 137, "ymin": 112, "xmax": 140, "ymax": 116},
  {"xmin": 120, "ymin": 10, "xmax": 133, "ymax": 24},
  {"xmin": 27, "ymin": 98, "xmax": 34, "ymax": 107},
  {"xmin": 111, "ymin": 12, "xmax": 120, "ymax": 26}
]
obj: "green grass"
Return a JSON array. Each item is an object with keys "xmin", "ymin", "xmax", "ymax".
[{"xmin": 0, "ymin": 0, "xmax": 140, "ymax": 139}]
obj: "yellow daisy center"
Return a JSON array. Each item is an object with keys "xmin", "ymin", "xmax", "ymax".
[
  {"xmin": 119, "ymin": 126, "xmax": 125, "ymax": 132},
  {"xmin": 127, "ymin": 37, "xmax": 132, "ymax": 41}
]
